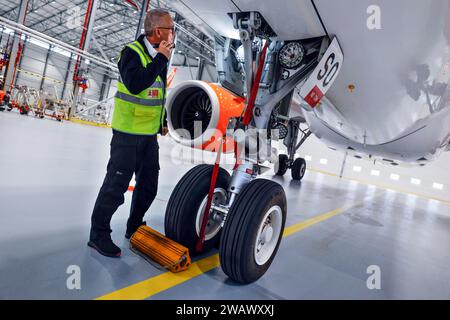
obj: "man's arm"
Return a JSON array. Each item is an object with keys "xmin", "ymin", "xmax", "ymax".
[{"xmin": 118, "ymin": 48, "xmax": 169, "ymax": 95}]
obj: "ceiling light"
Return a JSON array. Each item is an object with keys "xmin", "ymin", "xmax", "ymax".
[
  {"xmin": 371, "ymin": 170, "xmax": 380, "ymax": 176},
  {"xmin": 353, "ymin": 166, "xmax": 362, "ymax": 172},
  {"xmin": 411, "ymin": 178, "xmax": 421, "ymax": 185},
  {"xmin": 304, "ymin": 155, "xmax": 312, "ymax": 161},
  {"xmin": 433, "ymin": 183, "xmax": 444, "ymax": 190},
  {"xmin": 320, "ymin": 158, "xmax": 328, "ymax": 165},
  {"xmin": 390, "ymin": 174, "xmax": 400, "ymax": 181}
]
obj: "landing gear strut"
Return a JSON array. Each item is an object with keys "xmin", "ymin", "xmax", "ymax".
[
  {"xmin": 274, "ymin": 118, "xmax": 311, "ymax": 181},
  {"xmin": 164, "ymin": 9, "xmax": 343, "ymax": 284}
]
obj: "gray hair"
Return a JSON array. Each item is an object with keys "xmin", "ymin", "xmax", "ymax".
[{"xmin": 144, "ymin": 9, "xmax": 171, "ymax": 36}]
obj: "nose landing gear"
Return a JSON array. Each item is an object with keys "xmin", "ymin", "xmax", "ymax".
[{"xmin": 274, "ymin": 119, "xmax": 311, "ymax": 181}]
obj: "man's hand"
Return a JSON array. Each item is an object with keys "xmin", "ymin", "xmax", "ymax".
[
  {"xmin": 161, "ymin": 127, "xmax": 169, "ymax": 136},
  {"xmin": 157, "ymin": 41, "xmax": 174, "ymax": 60}
]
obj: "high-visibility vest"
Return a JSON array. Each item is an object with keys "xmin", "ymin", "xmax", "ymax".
[{"xmin": 111, "ymin": 40, "xmax": 165, "ymax": 135}]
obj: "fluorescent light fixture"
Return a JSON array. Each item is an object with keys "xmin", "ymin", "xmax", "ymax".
[
  {"xmin": 390, "ymin": 174, "xmax": 400, "ymax": 181},
  {"xmin": 433, "ymin": 183, "xmax": 444, "ymax": 190},
  {"xmin": 320, "ymin": 158, "xmax": 328, "ymax": 165},
  {"xmin": 371, "ymin": 170, "xmax": 380, "ymax": 176},
  {"xmin": 304, "ymin": 155, "xmax": 312, "ymax": 161},
  {"xmin": 353, "ymin": 166, "xmax": 362, "ymax": 172},
  {"xmin": 411, "ymin": 178, "xmax": 421, "ymax": 185}
]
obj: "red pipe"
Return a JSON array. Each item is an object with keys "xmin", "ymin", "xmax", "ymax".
[
  {"xmin": 73, "ymin": 0, "xmax": 94, "ymax": 81},
  {"xmin": 242, "ymin": 42, "xmax": 269, "ymax": 126},
  {"xmin": 232, "ymin": 42, "xmax": 269, "ymax": 169},
  {"xmin": 124, "ymin": 0, "xmax": 139, "ymax": 10},
  {"xmin": 10, "ymin": 42, "xmax": 23, "ymax": 89},
  {"xmin": 195, "ymin": 137, "xmax": 224, "ymax": 253},
  {"xmin": 8, "ymin": 1, "xmax": 29, "ymax": 90}
]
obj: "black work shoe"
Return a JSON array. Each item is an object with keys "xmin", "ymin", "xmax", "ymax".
[
  {"xmin": 88, "ymin": 235, "xmax": 121, "ymax": 258},
  {"xmin": 125, "ymin": 221, "xmax": 147, "ymax": 240}
]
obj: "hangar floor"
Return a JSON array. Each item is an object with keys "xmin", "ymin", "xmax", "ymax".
[{"xmin": 1, "ymin": 111, "xmax": 450, "ymax": 300}]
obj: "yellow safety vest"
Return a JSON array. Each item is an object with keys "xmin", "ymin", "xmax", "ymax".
[{"xmin": 111, "ymin": 40, "xmax": 165, "ymax": 135}]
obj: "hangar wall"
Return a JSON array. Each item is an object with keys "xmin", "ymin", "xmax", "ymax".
[
  {"xmin": 292, "ymin": 135, "xmax": 450, "ymax": 202},
  {"xmin": 13, "ymin": 37, "xmax": 105, "ymax": 102}
]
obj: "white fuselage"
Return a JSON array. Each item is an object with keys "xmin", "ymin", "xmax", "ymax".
[{"xmin": 168, "ymin": 0, "xmax": 450, "ymax": 163}]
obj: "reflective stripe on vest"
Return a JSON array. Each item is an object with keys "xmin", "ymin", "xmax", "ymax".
[
  {"xmin": 115, "ymin": 91, "xmax": 163, "ymax": 106},
  {"xmin": 111, "ymin": 40, "xmax": 165, "ymax": 135}
]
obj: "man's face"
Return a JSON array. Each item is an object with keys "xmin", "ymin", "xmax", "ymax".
[{"xmin": 155, "ymin": 15, "xmax": 175, "ymax": 43}]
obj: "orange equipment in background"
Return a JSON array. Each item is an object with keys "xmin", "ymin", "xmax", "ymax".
[
  {"xmin": 0, "ymin": 58, "xmax": 7, "ymax": 71},
  {"xmin": 130, "ymin": 225, "xmax": 191, "ymax": 273}
]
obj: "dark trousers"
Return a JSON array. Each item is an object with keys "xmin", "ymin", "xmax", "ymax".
[{"xmin": 90, "ymin": 129, "xmax": 159, "ymax": 240}]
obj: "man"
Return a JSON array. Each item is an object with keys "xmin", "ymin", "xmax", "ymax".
[{"xmin": 88, "ymin": 9, "xmax": 175, "ymax": 257}]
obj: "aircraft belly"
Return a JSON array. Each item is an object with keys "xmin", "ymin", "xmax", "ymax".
[
  {"xmin": 170, "ymin": 0, "xmax": 328, "ymax": 39},
  {"xmin": 166, "ymin": 0, "xmax": 241, "ymax": 39},
  {"xmin": 171, "ymin": 0, "xmax": 450, "ymax": 159},
  {"xmin": 312, "ymin": 0, "xmax": 450, "ymax": 145},
  {"xmin": 233, "ymin": 0, "xmax": 325, "ymax": 39},
  {"xmin": 305, "ymin": 105, "xmax": 450, "ymax": 163}
]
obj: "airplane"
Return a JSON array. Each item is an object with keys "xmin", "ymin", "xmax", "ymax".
[{"xmin": 161, "ymin": 0, "xmax": 450, "ymax": 284}]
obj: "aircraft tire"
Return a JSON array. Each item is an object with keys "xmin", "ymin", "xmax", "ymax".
[
  {"xmin": 291, "ymin": 158, "xmax": 306, "ymax": 181},
  {"xmin": 274, "ymin": 154, "xmax": 289, "ymax": 176},
  {"xmin": 165, "ymin": 164, "xmax": 230, "ymax": 254},
  {"xmin": 219, "ymin": 179, "xmax": 287, "ymax": 284}
]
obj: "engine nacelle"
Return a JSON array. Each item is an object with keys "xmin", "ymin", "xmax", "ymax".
[{"xmin": 166, "ymin": 81, "xmax": 245, "ymax": 152}]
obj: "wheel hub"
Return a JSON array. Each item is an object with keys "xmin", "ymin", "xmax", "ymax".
[
  {"xmin": 196, "ymin": 188, "xmax": 227, "ymax": 241},
  {"xmin": 254, "ymin": 205, "xmax": 283, "ymax": 266},
  {"xmin": 262, "ymin": 225, "xmax": 274, "ymax": 243}
]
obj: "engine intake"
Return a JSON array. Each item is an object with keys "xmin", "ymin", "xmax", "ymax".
[{"xmin": 167, "ymin": 81, "xmax": 245, "ymax": 152}]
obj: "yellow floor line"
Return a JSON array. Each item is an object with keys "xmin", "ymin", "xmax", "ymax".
[
  {"xmin": 97, "ymin": 254, "xmax": 220, "ymax": 300},
  {"xmin": 69, "ymin": 118, "xmax": 111, "ymax": 129},
  {"xmin": 283, "ymin": 207, "xmax": 344, "ymax": 237},
  {"xmin": 96, "ymin": 195, "xmax": 378, "ymax": 300}
]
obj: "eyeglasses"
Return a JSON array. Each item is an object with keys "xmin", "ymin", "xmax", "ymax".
[{"xmin": 157, "ymin": 26, "xmax": 175, "ymax": 33}]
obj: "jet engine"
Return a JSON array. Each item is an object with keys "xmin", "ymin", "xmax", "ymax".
[{"xmin": 166, "ymin": 80, "xmax": 245, "ymax": 152}]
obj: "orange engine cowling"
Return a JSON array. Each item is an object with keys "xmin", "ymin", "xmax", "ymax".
[{"xmin": 166, "ymin": 81, "xmax": 245, "ymax": 153}]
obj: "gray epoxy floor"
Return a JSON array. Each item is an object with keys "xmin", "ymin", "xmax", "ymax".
[{"xmin": 1, "ymin": 111, "xmax": 450, "ymax": 300}]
